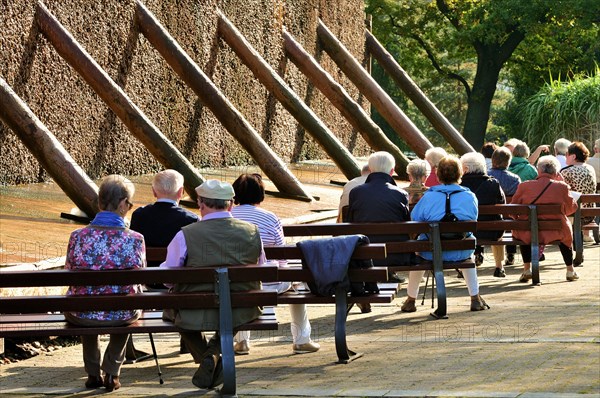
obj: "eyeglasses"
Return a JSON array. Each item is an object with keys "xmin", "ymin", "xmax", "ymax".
[{"xmin": 121, "ymin": 197, "xmax": 134, "ymax": 210}]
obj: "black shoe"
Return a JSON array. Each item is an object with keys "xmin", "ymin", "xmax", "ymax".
[
  {"xmin": 539, "ymin": 253, "xmax": 545, "ymax": 262},
  {"xmin": 210, "ymin": 357, "xmax": 224, "ymax": 388},
  {"xmin": 388, "ymin": 273, "xmax": 406, "ymax": 283},
  {"xmin": 103, "ymin": 374, "xmax": 121, "ymax": 392},
  {"xmin": 475, "ymin": 253, "xmax": 484, "ymax": 267},
  {"xmin": 493, "ymin": 268, "xmax": 506, "ymax": 278},
  {"xmin": 357, "ymin": 303, "xmax": 372, "ymax": 313},
  {"xmin": 85, "ymin": 375, "xmax": 104, "ymax": 389},
  {"xmin": 193, "ymin": 354, "xmax": 219, "ymax": 389},
  {"xmin": 456, "ymin": 269, "xmax": 464, "ymax": 279},
  {"xmin": 505, "ymin": 253, "xmax": 515, "ymax": 266}
]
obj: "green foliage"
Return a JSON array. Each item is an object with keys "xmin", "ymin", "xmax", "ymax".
[
  {"xmin": 521, "ymin": 66, "xmax": 600, "ymax": 148},
  {"xmin": 366, "ymin": 0, "xmax": 600, "ymax": 149}
]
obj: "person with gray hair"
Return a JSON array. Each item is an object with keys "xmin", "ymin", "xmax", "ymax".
[
  {"xmin": 347, "ymin": 151, "xmax": 412, "ymax": 285},
  {"xmin": 511, "ymin": 156, "xmax": 579, "ymax": 282},
  {"xmin": 508, "ymin": 141, "xmax": 538, "ymax": 182},
  {"xmin": 460, "ymin": 152, "xmax": 505, "ymax": 270},
  {"xmin": 424, "ymin": 147, "xmax": 448, "ymax": 187},
  {"xmin": 405, "ymin": 158, "xmax": 430, "ymax": 205},
  {"xmin": 64, "ymin": 175, "xmax": 145, "ymax": 392},
  {"xmin": 161, "ymin": 179, "xmax": 263, "ymax": 389},
  {"xmin": 554, "ymin": 138, "xmax": 572, "ymax": 169},
  {"xmin": 131, "ymin": 169, "xmax": 199, "ymax": 288}
]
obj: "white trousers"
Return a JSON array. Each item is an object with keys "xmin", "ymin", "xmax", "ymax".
[
  {"xmin": 235, "ymin": 282, "xmax": 311, "ymax": 345},
  {"xmin": 406, "ymin": 267, "xmax": 479, "ymax": 299}
]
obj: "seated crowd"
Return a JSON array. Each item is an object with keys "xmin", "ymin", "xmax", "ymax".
[{"xmin": 62, "ymin": 136, "xmax": 596, "ymax": 392}]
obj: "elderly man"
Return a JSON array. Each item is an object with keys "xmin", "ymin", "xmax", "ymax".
[
  {"xmin": 130, "ymin": 169, "xmax": 199, "ymax": 288},
  {"xmin": 347, "ymin": 151, "xmax": 413, "ymax": 287},
  {"xmin": 161, "ymin": 179, "xmax": 263, "ymax": 389}
]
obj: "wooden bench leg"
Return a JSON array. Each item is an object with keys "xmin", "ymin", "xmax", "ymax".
[
  {"xmin": 334, "ymin": 286, "xmax": 363, "ymax": 364},
  {"xmin": 217, "ymin": 268, "xmax": 237, "ymax": 397}
]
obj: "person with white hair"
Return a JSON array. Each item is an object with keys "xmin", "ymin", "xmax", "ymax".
[
  {"xmin": 511, "ymin": 156, "xmax": 579, "ymax": 282},
  {"xmin": 508, "ymin": 141, "xmax": 538, "ymax": 182},
  {"xmin": 130, "ymin": 169, "xmax": 199, "ymax": 289},
  {"xmin": 554, "ymin": 138, "xmax": 572, "ymax": 169},
  {"xmin": 424, "ymin": 147, "xmax": 448, "ymax": 187},
  {"xmin": 347, "ymin": 151, "xmax": 413, "ymax": 285},
  {"xmin": 460, "ymin": 152, "xmax": 506, "ymax": 269},
  {"xmin": 405, "ymin": 158, "xmax": 431, "ymax": 205}
]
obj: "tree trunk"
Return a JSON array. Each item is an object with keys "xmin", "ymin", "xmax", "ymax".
[{"xmin": 462, "ymin": 48, "xmax": 503, "ymax": 150}]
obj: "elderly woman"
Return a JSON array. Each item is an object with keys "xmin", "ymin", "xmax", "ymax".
[
  {"xmin": 459, "ymin": 152, "xmax": 506, "ymax": 271},
  {"xmin": 405, "ymin": 158, "xmax": 430, "ymax": 205},
  {"xmin": 64, "ymin": 175, "xmax": 145, "ymax": 392},
  {"xmin": 508, "ymin": 141, "xmax": 538, "ymax": 182},
  {"xmin": 408, "ymin": 156, "xmax": 489, "ymax": 313},
  {"xmin": 424, "ymin": 147, "xmax": 448, "ymax": 187},
  {"xmin": 231, "ymin": 173, "xmax": 319, "ymax": 355},
  {"xmin": 511, "ymin": 156, "xmax": 579, "ymax": 282}
]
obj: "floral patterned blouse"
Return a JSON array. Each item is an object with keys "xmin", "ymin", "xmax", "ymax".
[{"xmin": 65, "ymin": 226, "xmax": 146, "ymax": 321}]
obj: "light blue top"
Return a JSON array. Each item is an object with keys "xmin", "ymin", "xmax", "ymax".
[{"xmin": 411, "ymin": 184, "xmax": 478, "ymax": 261}]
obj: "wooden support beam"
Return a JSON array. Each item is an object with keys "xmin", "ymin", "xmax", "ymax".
[
  {"xmin": 365, "ymin": 30, "xmax": 474, "ymax": 155},
  {"xmin": 135, "ymin": 2, "xmax": 313, "ymax": 201},
  {"xmin": 216, "ymin": 10, "xmax": 362, "ymax": 181},
  {"xmin": 283, "ymin": 28, "xmax": 409, "ymax": 179},
  {"xmin": 317, "ymin": 20, "xmax": 433, "ymax": 158},
  {"xmin": 0, "ymin": 77, "xmax": 99, "ymax": 217},
  {"xmin": 35, "ymin": 2, "xmax": 204, "ymax": 201}
]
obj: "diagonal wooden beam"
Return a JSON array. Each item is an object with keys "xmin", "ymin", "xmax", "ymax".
[
  {"xmin": 0, "ymin": 77, "xmax": 99, "ymax": 217},
  {"xmin": 35, "ymin": 1, "xmax": 204, "ymax": 201},
  {"xmin": 216, "ymin": 9, "xmax": 362, "ymax": 180},
  {"xmin": 317, "ymin": 20, "xmax": 433, "ymax": 158},
  {"xmin": 365, "ymin": 30, "xmax": 474, "ymax": 155},
  {"xmin": 135, "ymin": 1, "xmax": 313, "ymax": 200},
  {"xmin": 283, "ymin": 27, "xmax": 409, "ymax": 179}
]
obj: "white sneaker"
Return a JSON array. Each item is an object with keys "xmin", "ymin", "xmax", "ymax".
[
  {"xmin": 566, "ymin": 271, "xmax": 579, "ymax": 282},
  {"xmin": 292, "ymin": 341, "xmax": 320, "ymax": 354}
]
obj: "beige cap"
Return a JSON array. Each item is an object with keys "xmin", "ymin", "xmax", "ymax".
[{"xmin": 195, "ymin": 179, "xmax": 235, "ymax": 200}]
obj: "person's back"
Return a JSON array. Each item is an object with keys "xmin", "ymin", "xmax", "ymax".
[
  {"xmin": 508, "ymin": 141, "xmax": 538, "ymax": 181},
  {"xmin": 347, "ymin": 152, "xmax": 412, "ymax": 266}
]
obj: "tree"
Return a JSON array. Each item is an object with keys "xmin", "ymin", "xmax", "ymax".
[{"xmin": 366, "ymin": 0, "xmax": 600, "ymax": 150}]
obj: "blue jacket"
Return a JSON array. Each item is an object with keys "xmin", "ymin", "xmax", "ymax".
[{"xmin": 411, "ymin": 184, "xmax": 478, "ymax": 261}]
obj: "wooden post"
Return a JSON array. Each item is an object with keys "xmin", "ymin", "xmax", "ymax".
[
  {"xmin": 317, "ymin": 20, "xmax": 433, "ymax": 158},
  {"xmin": 216, "ymin": 10, "xmax": 362, "ymax": 180},
  {"xmin": 0, "ymin": 77, "xmax": 99, "ymax": 217},
  {"xmin": 365, "ymin": 30, "xmax": 474, "ymax": 155},
  {"xmin": 283, "ymin": 28, "xmax": 409, "ymax": 179},
  {"xmin": 134, "ymin": 2, "xmax": 313, "ymax": 200},
  {"xmin": 35, "ymin": 2, "xmax": 204, "ymax": 201}
]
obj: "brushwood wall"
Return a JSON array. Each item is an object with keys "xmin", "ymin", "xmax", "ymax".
[{"xmin": 0, "ymin": 0, "xmax": 370, "ymax": 185}]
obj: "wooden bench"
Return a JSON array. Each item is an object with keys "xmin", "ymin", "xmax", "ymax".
[
  {"xmin": 274, "ymin": 221, "xmax": 477, "ymax": 320},
  {"xmin": 264, "ymin": 242, "xmax": 389, "ymax": 363},
  {"xmin": 477, "ymin": 204, "xmax": 563, "ymax": 285},
  {"xmin": 573, "ymin": 193, "xmax": 600, "ymax": 264},
  {"xmin": 0, "ymin": 265, "xmax": 278, "ymax": 397}
]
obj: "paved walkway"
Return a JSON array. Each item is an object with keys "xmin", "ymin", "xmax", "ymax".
[
  {"xmin": 1, "ymin": 165, "xmax": 599, "ymax": 397},
  {"xmin": 1, "ymin": 241, "xmax": 599, "ymax": 397}
]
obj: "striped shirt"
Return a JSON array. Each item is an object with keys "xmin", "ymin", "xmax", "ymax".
[{"xmin": 231, "ymin": 205, "xmax": 284, "ymax": 247}]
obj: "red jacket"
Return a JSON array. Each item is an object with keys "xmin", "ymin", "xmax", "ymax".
[{"xmin": 510, "ymin": 174, "xmax": 577, "ymax": 246}]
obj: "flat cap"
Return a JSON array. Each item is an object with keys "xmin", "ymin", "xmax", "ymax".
[{"xmin": 195, "ymin": 179, "xmax": 235, "ymax": 200}]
